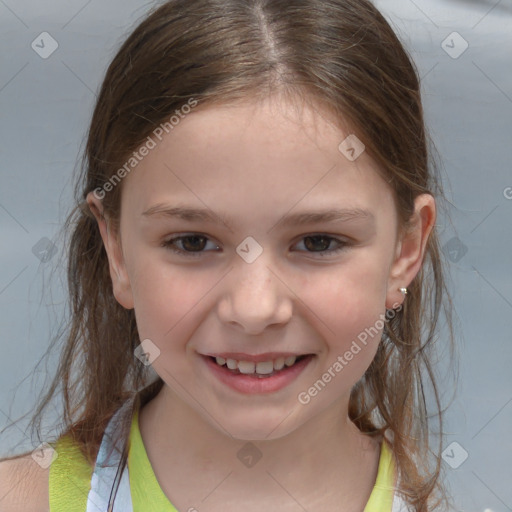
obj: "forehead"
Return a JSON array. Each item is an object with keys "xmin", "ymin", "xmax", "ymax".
[{"xmin": 119, "ymin": 96, "xmax": 395, "ymax": 224}]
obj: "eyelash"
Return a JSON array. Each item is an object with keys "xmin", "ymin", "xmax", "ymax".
[{"xmin": 161, "ymin": 234, "xmax": 350, "ymax": 258}]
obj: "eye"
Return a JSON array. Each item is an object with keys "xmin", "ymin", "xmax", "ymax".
[
  {"xmin": 162, "ymin": 233, "xmax": 349, "ymax": 258},
  {"xmin": 161, "ymin": 234, "xmax": 220, "ymax": 257},
  {"xmin": 293, "ymin": 235, "xmax": 349, "ymax": 257}
]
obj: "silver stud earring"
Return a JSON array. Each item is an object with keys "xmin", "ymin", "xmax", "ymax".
[{"xmin": 399, "ymin": 287, "xmax": 407, "ymax": 296}]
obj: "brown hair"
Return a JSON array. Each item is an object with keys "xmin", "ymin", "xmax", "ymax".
[{"xmin": 2, "ymin": 0, "xmax": 457, "ymax": 510}]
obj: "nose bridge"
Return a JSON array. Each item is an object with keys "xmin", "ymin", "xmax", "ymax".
[{"xmin": 218, "ymin": 251, "xmax": 292, "ymax": 333}]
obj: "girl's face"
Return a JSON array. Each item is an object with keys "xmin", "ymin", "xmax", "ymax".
[{"xmin": 89, "ymin": 96, "xmax": 433, "ymax": 440}]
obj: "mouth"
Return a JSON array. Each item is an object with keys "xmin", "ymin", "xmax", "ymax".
[{"xmin": 204, "ymin": 354, "xmax": 313, "ymax": 379}]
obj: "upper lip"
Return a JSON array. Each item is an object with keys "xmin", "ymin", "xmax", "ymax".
[{"xmin": 202, "ymin": 352, "xmax": 311, "ymax": 363}]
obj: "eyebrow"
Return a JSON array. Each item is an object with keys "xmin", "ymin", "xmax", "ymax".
[{"xmin": 141, "ymin": 204, "xmax": 374, "ymax": 231}]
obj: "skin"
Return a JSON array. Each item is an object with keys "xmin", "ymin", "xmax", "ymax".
[{"xmin": 87, "ymin": 94, "xmax": 435, "ymax": 511}]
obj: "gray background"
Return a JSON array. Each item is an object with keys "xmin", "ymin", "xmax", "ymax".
[{"xmin": 0, "ymin": 0, "xmax": 511, "ymax": 510}]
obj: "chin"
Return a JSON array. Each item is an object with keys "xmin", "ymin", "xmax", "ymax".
[{"xmin": 209, "ymin": 409, "xmax": 301, "ymax": 442}]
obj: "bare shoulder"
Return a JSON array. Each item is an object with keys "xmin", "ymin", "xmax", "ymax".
[{"xmin": 0, "ymin": 454, "xmax": 49, "ymax": 512}]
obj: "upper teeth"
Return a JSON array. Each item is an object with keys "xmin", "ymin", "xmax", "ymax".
[{"xmin": 215, "ymin": 355, "xmax": 297, "ymax": 374}]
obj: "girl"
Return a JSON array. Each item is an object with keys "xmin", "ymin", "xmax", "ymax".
[{"xmin": 0, "ymin": 0, "xmax": 456, "ymax": 511}]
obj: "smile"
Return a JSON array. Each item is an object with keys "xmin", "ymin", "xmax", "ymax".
[
  {"xmin": 202, "ymin": 353, "xmax": 315, "ymax": 394},
  {"xmin": 211, "ymin": 355, "xmax": 307, "ymax": 377}
]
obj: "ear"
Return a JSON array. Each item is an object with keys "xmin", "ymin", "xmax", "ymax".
[
  {"xmin": 86, "ymin": 191, "xmax": 134, "ymax": 310},
  {"xmin": 385, "ymin": 194, "xmax": 436, "ymax": 309}
]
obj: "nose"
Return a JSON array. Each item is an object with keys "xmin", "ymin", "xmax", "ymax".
[{"xmin": 217, "ymin": 255, "xmax": 293, "ymax": 335}]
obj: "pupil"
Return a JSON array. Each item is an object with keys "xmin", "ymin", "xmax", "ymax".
[
  {"xmin": 304, "ymin": 235, "xmax": 329, "ymax": 251},
  {"xmin": 183, "ymin": 236, "xmax": 206, "ymax": 251}
]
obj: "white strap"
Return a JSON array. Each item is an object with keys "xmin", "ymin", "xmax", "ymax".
[{"xmin": 86, "ymin": 399, "xmax": 134, "ymax": 512}]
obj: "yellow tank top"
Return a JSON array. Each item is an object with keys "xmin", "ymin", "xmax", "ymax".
[{"xmin": 49, "ymin": 407, "xmax": 397, "ymax": 511}]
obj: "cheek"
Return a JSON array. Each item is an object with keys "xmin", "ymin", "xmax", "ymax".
[
  {"xmin": 300, "ymin": 256, "xmax": 387, "ymax": 331},
  {"xmin": 127, "ymin": 256, "xmax": 217, "ymax": 348},
  {"xmin": 297, "ymin": 259, "xmax": 388, "ymax": 373}
]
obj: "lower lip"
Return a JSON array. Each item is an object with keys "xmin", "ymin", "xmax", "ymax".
[{"xmin": 203, "ymin": 355, "xmax": 314, "ymax": 394}]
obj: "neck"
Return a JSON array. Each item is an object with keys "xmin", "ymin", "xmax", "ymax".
[{"xmin": 138, "ymin": 384, "xmax": 381, "ymax": 511}]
